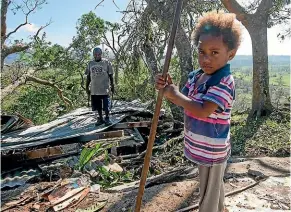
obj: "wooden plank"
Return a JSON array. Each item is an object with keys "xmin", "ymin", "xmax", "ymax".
[
  {"xmin": 84, "ymin": 135, "xmax": 133, "ymax": 148},
  {"xmin": 111, "ymin": 121, "xmax": 151, "ymax": 129},
  {"xmin": 26, "ymin": 146, "xmax": 63, "ymax": 159},
  {"xmin": 78, "ymin": 130, "xmax": 124, "ymax": 142},
  {"xmin": 52, "ymin": 187, "xmax": 87, "ymax": 211},
  {"xmin": 49, "ymin": 187, "xmax": 85, "ymax": 206}
]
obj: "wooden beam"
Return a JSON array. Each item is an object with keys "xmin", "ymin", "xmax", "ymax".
[
  {"xmin": 111, "ymin": 121, "xmax": 152, "ymax": 129},
  {"xmin": 78, "ymin": 130, "xmax": 124, "ymax": 142},
  {"xmin": 84, "ymin": 135, "xmax": 133, "ymax": 148},
  {"xmin": 26, "ymin": 146, "xmax": 63, "ymax": 159}
]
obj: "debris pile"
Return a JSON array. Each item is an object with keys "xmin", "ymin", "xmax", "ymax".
[{"xmin": 1, "ymin": 99, "xmax": 186, "ymax": 211}]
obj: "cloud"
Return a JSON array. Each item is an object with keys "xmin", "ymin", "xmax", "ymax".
[{"xmin": 21, "ymin": 23, "xmax": 39, "ymax": 33}]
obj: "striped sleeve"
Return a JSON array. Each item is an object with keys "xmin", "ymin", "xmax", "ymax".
[
  {"xmin": 181, "ymin": 70, "xmax": 196, "ymax": 96},
  {"xmin": 181, "ymin": 80, "xmax": 190, "ymax": 96},
  {"xmin": 202, "ymin": 75, "xmax": 235, "ymax": 111}
]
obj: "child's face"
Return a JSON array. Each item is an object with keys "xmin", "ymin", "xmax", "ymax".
[{"xmin": 197, "ymin": 34, "xmax": 236, "ymax": 74}]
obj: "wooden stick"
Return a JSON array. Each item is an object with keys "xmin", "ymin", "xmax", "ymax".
[{"xmin": 134, "ymin": 1, "xmax": 183, "ymax": 211}]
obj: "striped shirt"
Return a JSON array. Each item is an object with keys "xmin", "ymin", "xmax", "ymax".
[{"xmin": 181, "ymin": 64, "xmax": 235, "ymax": 166}]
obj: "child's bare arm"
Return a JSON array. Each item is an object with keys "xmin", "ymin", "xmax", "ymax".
[
  {"xmin": 165, "ymin": 86, "xmax": 218, "ymax": 118},
  {"xmin": 155, "ymin": 73, "xmax": 218, "ymax": 118}
]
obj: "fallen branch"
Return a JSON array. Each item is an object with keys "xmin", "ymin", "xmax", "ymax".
[
  {"xmin": 145, "ymin": 166, "xmax": 198, "ymax": 188},
  {"xmin": 106, "ymin": 166, "xmax": 198, "ymax": 193},
  {"xmin": 176, "ymin": 178, "xmax": 268, "ymax": 212},
  {"xmin": 119, "ymin": 135, "xmax": 183, "ymax": 166},
  {"xmin": 137, "ymin": 135, "xmax": 183, "ymax": 159},
  {"xmin": 1, "ymin": 69, "xmax": 35, "ymax": 100},
  {"xmin": 25, "ymin": 75, "xmax": 73, "ymax": 108},
  {"xmin": 1, "ymin": 71, "xmax": 73, "ymax": 108}
]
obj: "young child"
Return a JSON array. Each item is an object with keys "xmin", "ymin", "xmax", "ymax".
[
  {"xmin": 155, "ymin": 11, "xmax": 242, "ymax": 212},
  {"xmin": 85, "ymin": 47, "xmax": 115, "ymax": 126}
]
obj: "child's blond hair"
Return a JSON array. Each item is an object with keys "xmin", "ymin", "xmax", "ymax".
[{"xmin": 192, "ymin": 11, "xmax": 242, "ymax": 50}]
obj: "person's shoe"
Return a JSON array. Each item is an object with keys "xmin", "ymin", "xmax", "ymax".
[
  {"xmin": 95, "ymin": 118, "xmax": 104, "ymax": 126},
  {"xmin": 104, "ymin": 117, "xmax": 112, "ymax": 126}
]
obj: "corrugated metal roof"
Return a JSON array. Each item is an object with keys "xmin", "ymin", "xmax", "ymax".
[
  {"xmin": 1, "ymin": 100, "xmax": 151, "ymax": 151},
  {"xmin": 1, "ymin": 167, "xmax": 41, "ymax": 189},
  {"xmin": 1, "ymin": 100, "xmax": 151, "ymax": 190}
]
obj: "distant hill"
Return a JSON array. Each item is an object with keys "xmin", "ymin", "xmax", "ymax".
[
  {"xmin": 230, "ymin": 55, "xmax": 290, "ymax": 68},
  {"xmin": 4, "ymin": 53, "xmax": 19, "ymax": 64},
  {"xmin": 4, "ymin": 53, "xmax": 290, "ymax": 69}
]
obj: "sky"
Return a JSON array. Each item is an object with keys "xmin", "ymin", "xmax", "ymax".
[{"xmin": 6, "ymin": 0, "xmax": 291, "ymax": 56}]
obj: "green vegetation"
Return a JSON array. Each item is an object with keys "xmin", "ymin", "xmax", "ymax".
[
  {"xmin": 1, "ymin": 2, "xmax": 290, "ymax": 161},
  {"xmin": 231, "ymin": 110, "xmax": 290, "ymax": 157},
  {"xmin": 76, "ymin": 143, "xmax": 133, "ymax": 188}
]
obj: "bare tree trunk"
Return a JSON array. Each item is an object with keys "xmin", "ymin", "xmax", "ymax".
[
  {"xmin": 145, "ymin": 0, "xmax": 193, "ymax": 87},
  {"xmin": 145, "ymin": 0, "xmax": 193, "ymax": 121},
  {"xmin": 1, "ymin": 0, "xmax": 50, "ymax": 72},
  {"xmin": 175, "ymin": 25, "xmax": 193, "ymax": 88},
  {"xmin": 221, "ymin": 0, "xmax": 273, "ymax": 118},
  {"xmin": 248, "ymin": 25, "xmax": 273, "ymax": 117},
  {"xmin": 142, "ymin": 42, "xmax": 159, "ymax": 83}
]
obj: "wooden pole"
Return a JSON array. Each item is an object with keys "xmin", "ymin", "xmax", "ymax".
[{"xmin": 134, "ymin": 1, "xmax": 183, "ymax": 211}]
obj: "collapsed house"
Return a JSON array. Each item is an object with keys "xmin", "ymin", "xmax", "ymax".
[{"xmin": 1, "ymin": 99, "xmax": 185, "ymax": 211}]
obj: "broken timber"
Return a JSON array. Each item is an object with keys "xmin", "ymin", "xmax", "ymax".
[
  {"xmin": 111, "ymin": 121, "xmax": 152, "ymax": 129},
  {"xmin": 26, "ymin": 146, "xmax": 63, "ymax": 159},
  {"xmin": 76, "ymin": 130, "xmax": 124, "ymax": 142},
  {"xmin": 106, "ymin": 166, "xmax": 198, "ymax": 193}
]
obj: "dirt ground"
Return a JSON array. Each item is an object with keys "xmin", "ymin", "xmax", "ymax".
[{"xmin": 2, "ymin": 157, "xmax": 290, "ymax": 212}]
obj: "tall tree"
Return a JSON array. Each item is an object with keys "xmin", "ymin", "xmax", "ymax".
[
  {"xmin": 0, "ymin": 0, "xmax": 74, "ymax": 107},
  {"xmin": 1, "ymin": 34, "xmax": 73, "ymax": 107},
  {"xmin": 221, "ymin": 0, "xmax": 290, "ymax": 117},
  {"xmin": 1, "ymin": 0, "xmax": 51, "ymax": 71}
]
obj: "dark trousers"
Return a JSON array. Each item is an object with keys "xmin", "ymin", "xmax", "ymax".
[{"xmin": 91, "ymin": 95, "xmax": 110, "ymax": 113}]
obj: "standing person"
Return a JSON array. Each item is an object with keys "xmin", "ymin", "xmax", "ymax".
[
  {"xmin": 85, "ymin": 47, "xmax": 114, "ymax": 126},
  {"xmin": 155, "ymin": 11, "xmax": 242, "ymax": 212}
]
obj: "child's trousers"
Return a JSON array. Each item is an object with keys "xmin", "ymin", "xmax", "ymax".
[{"xmin": 198, "ymin": 161, "xmax": 227, "ymax": 212}]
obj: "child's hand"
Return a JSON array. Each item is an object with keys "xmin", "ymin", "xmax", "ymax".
[
  {"xmin": 155, "ymin": 74, "xmax": 179, "ymax": 100},
  {"xmin": 155, "ymin": 74, "xmax": 166, "ymax": 90},
  {"xmin": 164, "ymin": 85, "xmax": 180, "ymax": 101},
  {"xmin": 155, "ymin": 73, "xmax": 172, "ymax": 90}
]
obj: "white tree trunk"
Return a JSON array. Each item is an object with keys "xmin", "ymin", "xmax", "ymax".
[{"xmin": 247, "ymin": 22, "xmax": 273, "ymax": 116}]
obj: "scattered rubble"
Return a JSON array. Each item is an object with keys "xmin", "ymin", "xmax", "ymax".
[
  {"xmin": 1, "ymin": 113, "xmax": 34, "ymax": 134},
  {"xmin": 1, "ymin": 99, "xmax": 184, "ymax": 211},
  {"xmin": 1, "ymin": 99, "xmax": 290, "ymax": 211}
]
